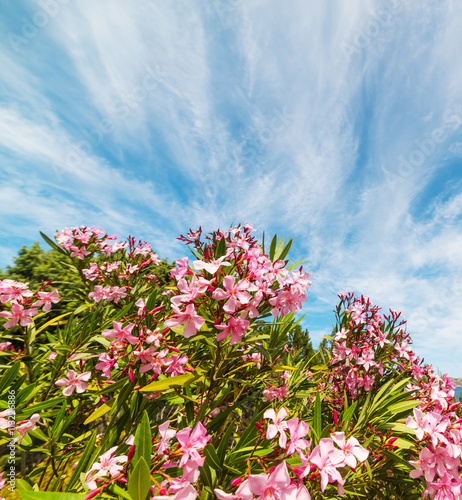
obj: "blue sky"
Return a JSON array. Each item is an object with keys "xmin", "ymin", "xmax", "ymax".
[{"xmin": 1, "ymin": 0, "xmax": 462, "ymax": 376}]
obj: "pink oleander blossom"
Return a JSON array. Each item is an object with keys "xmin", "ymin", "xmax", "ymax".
[
  {"xmin": 248, "ymin": 461, "xmax": 291, "ymax": 500},
  {"xmin": 102, "ymin": 321, "xmax": 138, "ymax": 345},
  {"xmin": 176, "ymin": 422, "xmax": 211, "ymax": 467},
  {"xmin": 15, "ymin": 414, "xmax": 40, "ymax": 444},
  {"xmin": 85, "ymin": 446, "xmax": 127, "ymax": 490},
  {"xmin": 95, "ymin": 353, "xmax": 118, "ymax": 378},
  {"xmin": 34, "ymin": 289, "xmax": 60, "ymax": 312},
  {"xmin": 164, "ymin": 304, "xmax": 205, "ymax": 338},
  {"xmin": 215, "ymin": 480, "xmax": 254, "ymax": 500},
  {"xmin": 286, "ymin": 418, "xmax": 310, "ymax": 456},
  {"xmin": 212, "ymin": 276, "xmax": 253, "ymax": 313},
  {"xmin": 157, "ymin": 420, "xmax": 176, "ymax": 456},
  {"xmin": 264, "ymin": 407, "xmax": 289, "ymax": 448},
  {"xmin": 55, "ymin": 370, "xmax": 91, "ymax": 396},
  {"xmin": 306, "ymin": 438, "xmax": 345, "ymax": 492},
  {"xmin": 0, "ymin": 303, "xmax": 38, "ymax": 328},
  {"xmin": 330, "ymin": 432, "xmax": 369, "ymax": 468},
  {"xmin": 216, "ymin": 315, "xmax": 250, "ymax": 344}
]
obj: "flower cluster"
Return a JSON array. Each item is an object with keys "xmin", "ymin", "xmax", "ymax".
[
  {"xmin": 165, "ymin": 224, "xmax": 310, "ymax": 344},
  {"xmin": 406, "ymin": 374, "xmax": 462, "ymax": 499},
  {"xmin": 214, "ymin": 408, "xmax": 369, "ymax": 499},
  {"xmin": 0, "ymin": 279, "xmax": 60, "ymax": 329},
  {"xmin": 328, "ymin": 293, "xmax": 416, "ymax": 399},
  {"xmin": 85, "ymin": 422, "xmax": 211, "ymax": 498}
]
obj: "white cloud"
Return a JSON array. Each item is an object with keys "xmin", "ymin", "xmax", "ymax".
[{"xmin": 1, "ymin": 0, "xmax": 462, "ymax": 374}]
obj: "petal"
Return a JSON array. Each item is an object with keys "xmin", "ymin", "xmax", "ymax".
[{"xmin": 248, "ymin": 473, "xmax": 269, "ymax": 495}]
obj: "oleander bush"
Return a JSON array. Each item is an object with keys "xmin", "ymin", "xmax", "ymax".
[{"xmin": 0, "ymin": 223, "xmax": 460, "ymax": 500}]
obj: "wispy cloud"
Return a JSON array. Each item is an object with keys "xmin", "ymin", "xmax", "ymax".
[{"xmin": 1, "ymin": 0, "xmax": 462, "ymax": 374}]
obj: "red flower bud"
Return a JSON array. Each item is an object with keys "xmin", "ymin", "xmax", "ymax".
[
  {"xmin": 127, "ymin": 445, "xmax": 136, "ymax": 463},
  {"xmin": 85, "ymin": 489, "xmax": 102, "ymax": 500},
  {"xmin": 333, "ymin": 410, "xmax": 338, "ymax": 427},
  {"xmin": 159, "ymin": 489, "xmax": 167, "ymax": 495},
  {"xmin": 231, "ymin": 478, "xmax": 243, "ymax": 486},
  {"xmin": 388, "ymin": 437, "xmax": 398, "ymax": 445},
  {"xmin": 255, "ymin": 422, "xmax": 262, "ymax": 430},
  {"xmin": 128, "ymin": 369, "xmax": 135, "ymax": 384}
]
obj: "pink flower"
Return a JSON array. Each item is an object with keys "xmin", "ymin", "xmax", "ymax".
[
  {"xmin": 0, "ymin": 279, "xmax": 33, "ymax": 303},
  {"xmin": 395, "ymin": 341, "xmax": 413, "ymax": 360},
  {"xmin": 264, "ymin": 408, "xmax": 289, "ymax": 448},
  {"xmin": 248, "ymin": 461, "xmax": 291, "ymax": 500},
  {"xmin": 164, "ymin": 304, "xmax": 205, "ymax": 338},
  {"xmin": 34, "ymin": 289, "xmax": 60, "ymax": 312},
  {"xmin": 55, "ymin": 370, "xmax": 91, "ymax": 396},
  {"xmin": 176, "ymin": 422, "xmax": 211, "ymax": 467},
  {"xmin": 85, "ymin": 446, "xmax": 127, "ymax": 490},
  {"xmin": 306, "ymin": 439, "xmax": 345, "ymax": 492},
  {"xmin": 215, "ymin": 480, "xmax": 254, "ymax": 500},
  {"xmin": 375, "ymin": 331, "xmax": 390, "ymax": 348},
  {"xmin": 157, "ymin": 420, "xmax": 176, "ymax": 456},
  {"xmin": 409, "ymin": 446, "xmax": 437, "ymax": 481},
  {"xmin": 193, "ymin": 256, "xmax": 231, "ymax": 275},
  {"xmin": 280, "ymin": 484, "xmax": 311, "ymax": 500},
  {"xmin": 70, "ymin": 245, "xmax": 91, "ymax": 260},
  {"xmin": 0, "ymin": 303, "xmax": 38, "ymax": 328},
  {"xmin": 170, "ymin": 257, "xmax": 191, "ymax": 281},
  {"xmin": 356, "ymin": 349, "xmax": 375, "ymax": 372},
  {"xmin": 15, "ymin": 414, "xmax": 40, "ymax": 444},
  {"xmin": 95, "ymin": 353, "xmax": 118, "ymax": 378},
  {"xmin": 164, "ymin": 354, "xmax": 189, "ymax": 376},
  {"xmin": 102, "ymin": 321, "xmax": 138, "ymax": 345},
  {"xmin": 0, "ymin": 341, "xmax": 12, "ymax": 351},
  {"xmin": 152, "ymin": 484, "xmax": 198, "ymax": 500},
  {"xmin": 406, "ymin": 408, "xmax": 426, "ymax": 441},
  {"xmin": 286, "ymin": 418, "xmax": 310, "ymax": 456},
  {"xmin": 423, "ymin": 412, "xmax": 449, "ymax": 447},
  {"xmin": 427, "ymin": 471, "xmax": 462, "ymax": 500},
  {"xmin": 0, "ymin": 409, "xmax": 15, "ymax": 430},
  {"xmin": 330, "ymin": 432, "xmax": 369, "ymax": 468},
  {"xmin": 212, "ymin": 276, "xmax": 253, "ymax": 313},
  {"xmin": 216, "ymin": 315, "xmax": 250, "ymax": 344}
]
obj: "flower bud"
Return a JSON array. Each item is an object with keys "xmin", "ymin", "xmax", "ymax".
[
  {"xmin": 231, "ymin": 478, "xmax": 243, "ymax": 486},
  {"xmin": 127, "ymin": 445, "xmax": 136, "ymax": 463},
  {"xmin": 84, "ymin": 489, "xmax": 102, "ymax": 500},
  {"xmin": 128, "ymin": 369, "xmax": 135, "ymax": 384}
]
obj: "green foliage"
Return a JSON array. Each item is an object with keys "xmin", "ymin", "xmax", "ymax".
[{"xmin": 0, "ymin": 225, "xmax": 459, "ymax": 500}]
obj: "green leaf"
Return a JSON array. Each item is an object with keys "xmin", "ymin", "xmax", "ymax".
[
  {"xmin": 273, "ymin": 237, "xmax": 285, "ymax": 261},
  {"xmin": 32, "ymin": 313, "xmax": 72, "ymax": 340},
  {"xmin": 278, "ymin": 238, "xmax": 293, "ymax": 262},
  {"xmin": 312, "ymin": 393, "xmax": 321, "ymax": 441},
  {"xmin": 128, "ymin": 456, "xmax": 151, "ymax": 500},
  {"xmin": 269, "ymin": 234, "xmax": 277, "ymax": 260},
  {"xmin": 40, "ymin": 231, "xmax": 68, "ymax": 255},
  {"xmin": 286, "ymin": 258, "xmax": 308, "ymax": 272},
  {"xmin": 216, "ymin": 419, "xmax": 235, "ymax": 463},
  {"xmin": 134, "ymin": 411, "xmax": 152, "ymax": 470},
  {"xmin": 19, "ymin": 493, "xmax": 86, "ymax": 500},
  {"xmin": 83, "ymin": 400, "xmax": 114, "ymax": 424},
  {"xmin": 204, "ymin": 443, "xmax": 222, "ymax": 470},
  {"xmin": 107, "ymin": 484, "xmax": 134, "ymax": 500},
  {"xmin": 140, "ymin": 371, "xmax": 204, "ymax": 392},
  {"xmin": 65, "ymin": 430, "xmax": 97, "ymax": 491},
  {"xmin": 216, "ymin": 236, "xmax": 227, "ymax": 258},
  {"xmin": 0, "ymin": 361, "xmax": 21, "ymax": 395},
  {"xmin": 16, "ymin": 479, "xmax": 33, "ymax": 491}
]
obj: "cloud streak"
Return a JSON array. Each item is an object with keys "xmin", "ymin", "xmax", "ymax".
[{"xmin": 1, "ymin": 0, "xmax": 462, "ymax": 374}]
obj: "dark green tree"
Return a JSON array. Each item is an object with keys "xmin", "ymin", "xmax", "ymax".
[{"xmin": 286, "ymin": 323, "xmax": 317, "ymax": 362}]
